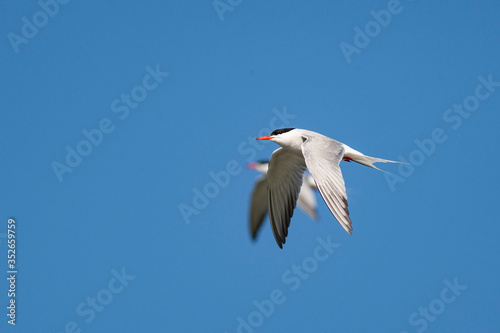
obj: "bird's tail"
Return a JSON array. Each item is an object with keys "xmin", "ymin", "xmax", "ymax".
[{"xmin": 343, "ymin": 146, "xmax": 406, "ymax": 173}]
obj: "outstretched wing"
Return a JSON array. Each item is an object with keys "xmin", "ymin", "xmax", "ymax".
[
  {"xmin": 301, "ymin": 135, "xmax": 352, "ymax": 234},
  {"xmin": 249, "ymin": 176, "xmax": 269, "ymax": 239},
  {"xmin": 267, "ymin": 148, "xmax": 307, "ymax": 248},
  {"xmin": 296, "ymin": 175, "xmax": 318, "ymax": 220}
]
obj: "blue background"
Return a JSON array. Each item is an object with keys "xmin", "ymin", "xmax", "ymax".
[{"xmin": 1, "ymin": 1, "xmax": 499, "ymax": 332}]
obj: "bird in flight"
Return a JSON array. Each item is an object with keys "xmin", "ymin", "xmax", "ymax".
[
  {"xmin": 256, "ymin": 128, "xmax": 403, "ymax": 248},
  {"xmin": 247, "ymin": 160, "xmax": 318, "ymax": 240}
]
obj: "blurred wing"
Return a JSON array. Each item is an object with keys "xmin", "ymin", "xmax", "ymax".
[
  {"xmin": 296, "ymin": 176, "xmax": 318, "ymax": 220},
  {"xmin": 301, "ymin": 135, "xmax": 352, "ymax": 234},
  {"xmin": 305, "ymin": 173, "xmax": 318, "ymax": 190},
  {"xmin": 267, "ymin": 148, "xmax": 307, "ymax": 248},
  {"xmin": 249, "ymin": 176, "xmax": 269, "ymax": 239}
]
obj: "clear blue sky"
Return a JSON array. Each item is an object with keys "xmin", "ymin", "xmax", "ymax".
[{"xmin": 1, "ymin": 1, "xmax": 500, "ymax": 332}]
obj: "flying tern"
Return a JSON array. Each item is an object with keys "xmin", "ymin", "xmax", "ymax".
[
  {"xmin": 256, "ymin": 128, "xmax": 402, "ymax": 248},
  {"xmin": 247, "ymin": 160, "xmax": 318, "ymax": 240}
]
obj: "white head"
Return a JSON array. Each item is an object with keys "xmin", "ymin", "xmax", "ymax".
[
  {"xmin": 247, "ymin": 160, "xmax": 269, "ymax": 174},
  {"xmin": 256, "ymin": 128, "xmax": 303, "ymax": 151}
]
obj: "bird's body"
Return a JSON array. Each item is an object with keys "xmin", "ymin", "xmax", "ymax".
[
  {"xmin": 248, "ymin": 161, "xmax": 318, "ymax": 240},
  {"xmin": 256, "ymin": 128, "xmax": 402, "ymax": 248}
]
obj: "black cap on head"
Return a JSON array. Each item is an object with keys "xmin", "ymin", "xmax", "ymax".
[{"xmin": 270, "ymin": 128, "xmax": 295, "ymax": 136}]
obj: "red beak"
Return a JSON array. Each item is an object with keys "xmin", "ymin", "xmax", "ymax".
[
  {"xmin": 255, "ymin": 136, "xmax": 272, "ymax": 140},
  {"xmin": 247, "ymin": 162, "xmax": 257, "ymax": 169}
]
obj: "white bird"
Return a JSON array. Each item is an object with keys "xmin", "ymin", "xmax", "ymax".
[
  {"xmin": 256, "ymin": 128, "xmax": 403, "ymax": 248},
  {"xmin": 247, "ymin": 160, "xmax": 318, "ymax": 240}
]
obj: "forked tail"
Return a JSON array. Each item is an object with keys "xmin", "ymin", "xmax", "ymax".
[{"xmin": 343, "ymin": 145, "xmax": 406, "ymax": 172}]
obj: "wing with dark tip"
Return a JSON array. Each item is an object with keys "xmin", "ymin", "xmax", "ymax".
[
  {"xmin": 267, "ymin": 148, "xmax": 307, "ymax": 248},
  {"xmin": 249, "ymin": 176, "xmax": 269, "ymax": 239},
  {"xmin": 301, "ymin": 135, "xmax": 352, "ymax": 235}
]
